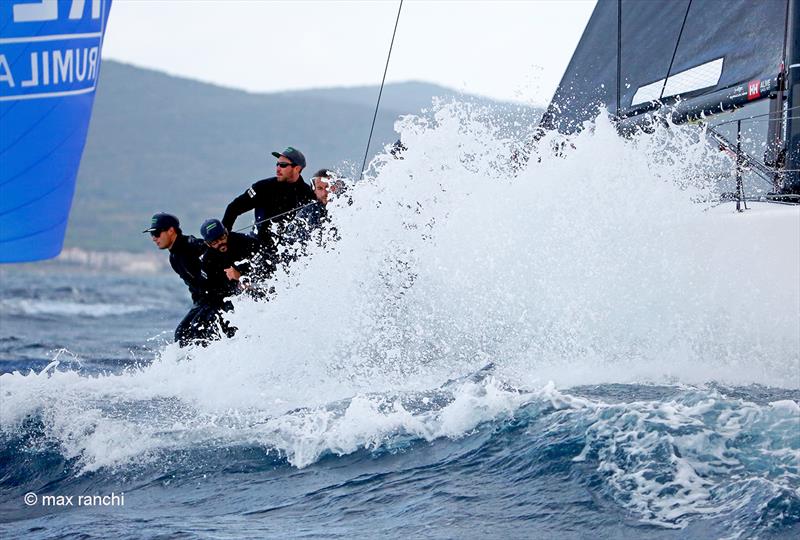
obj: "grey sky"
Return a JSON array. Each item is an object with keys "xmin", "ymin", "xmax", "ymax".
[{"xmin": 102, "ymin": 0, "xmax": 595, "ymax": 106}]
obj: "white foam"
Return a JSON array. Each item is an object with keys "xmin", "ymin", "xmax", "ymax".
[
  {"xmin": 572, "ymin": 391, "xmax": 800, "ymax": 528},
  {"xmin": 1, "ymin": 298, "xmax": 149, "ymax": 317}
]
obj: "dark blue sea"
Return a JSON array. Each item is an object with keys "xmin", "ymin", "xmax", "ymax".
[{"xmin": 2, "ymin": 116, "xmax": 799, "ymax": 538}]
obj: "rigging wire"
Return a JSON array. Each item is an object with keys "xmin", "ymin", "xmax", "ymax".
[
  {"xmin": 659, "ymin": 0, "xmax": 693, "ymax": 101},
  {"xmin": 616, "ymin": 0, "xmax": 622, "ymax": 118},
  {"xmin": 359, "ymin": 0, "xmax": 404, "ymax": 181},
  {"xmin": 235, "ymin": 1, "xmax": 404, "ymax": 236},
  {"xmin": 710, "ymin": 104, "xmax": 800, "ymax": 127},
  {"xmin": 232, "ymin": 201, "xmax": 318, "ymax": 235}
]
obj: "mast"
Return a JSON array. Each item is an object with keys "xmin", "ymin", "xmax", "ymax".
[{"xmin": 785, "ymin": 0, "xmax": 800, "ymax": 194}]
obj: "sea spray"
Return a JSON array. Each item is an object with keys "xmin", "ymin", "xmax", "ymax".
[{"xmin": 224, "ymin": 103, "xmax": 798, "ymax": 392}]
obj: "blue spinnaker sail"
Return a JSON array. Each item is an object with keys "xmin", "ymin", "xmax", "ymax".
[{"xmin": 0, "ymin": 0, "xmax": 112, "ymax": 262}]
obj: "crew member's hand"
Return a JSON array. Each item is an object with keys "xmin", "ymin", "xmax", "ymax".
[
  {"xmin": 239, "ymin": 275, "xmax": 252, "ymax": 291},
  {"xmin": 225, "ymin": 267, "xmax": 241, "ymax": 281}
]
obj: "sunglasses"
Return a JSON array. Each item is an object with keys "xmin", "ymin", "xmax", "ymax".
[
  {"xmin": 150, "ymin": 229, "xmax": 163, "ymax": 237},
  {"xmin": 276, "ymin": 161, "xmax": 295, "ymax": 168}
]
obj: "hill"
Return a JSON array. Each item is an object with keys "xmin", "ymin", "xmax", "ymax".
[{"xmin": 67, "ymin": 61, "xmax": 540, "ymax": 252}]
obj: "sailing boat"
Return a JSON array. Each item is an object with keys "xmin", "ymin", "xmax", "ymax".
[{"xmin": 540, "ymin": 0, "xmax": 799, "ymax": 205}]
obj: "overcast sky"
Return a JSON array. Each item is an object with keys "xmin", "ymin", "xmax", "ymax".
[{"xmin": 102, "ymin": 0, "xmax": 596, "ymax": 106}]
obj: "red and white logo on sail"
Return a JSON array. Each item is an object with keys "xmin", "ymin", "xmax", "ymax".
[{"xmin": 747, "ymin": 80, "xmax": 761, "ymax": 100}]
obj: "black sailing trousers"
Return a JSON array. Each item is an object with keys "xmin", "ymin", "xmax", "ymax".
[{"xmin": 174, "ymin": 301, "xmax": 236, "ymax": 347}]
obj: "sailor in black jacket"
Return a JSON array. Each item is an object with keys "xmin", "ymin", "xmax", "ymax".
[
  {"xmin": 143, "ymin": 213, "xmax": 210, "ymax": 346},
  {"xmin": 221, "ymin": 146, "xmax": 315, "ymax": 244},
  {"xmin": 199, "ymin": 218, "xmax": 272, "ymax": 309},
  {"xmin": 281, "ymin": 169, "xmax": 343, "ymax": 258}
]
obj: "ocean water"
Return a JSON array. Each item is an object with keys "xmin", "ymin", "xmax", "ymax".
[{"xmin": 1, "ymin": 105, "xmax": 799, "ymax": 539}]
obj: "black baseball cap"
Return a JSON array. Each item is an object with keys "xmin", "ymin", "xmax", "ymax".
[
  {"xmin": 271, "ymin": 147, "xmax": 306, "ymax": 168},
  {"xmin": 143, "ymin": 213, "xmax": 179, "ymax": 233},
  {"xmin": 200, "ymin": 218, "xmax": 226, "ymax": 242}
]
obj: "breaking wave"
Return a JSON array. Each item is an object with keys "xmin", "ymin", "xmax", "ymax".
[{"xmin": 0, "ymin": 298, "xmax": 149, "ymax": 318}]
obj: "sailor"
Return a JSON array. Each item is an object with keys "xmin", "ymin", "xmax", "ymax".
[
  {"xmin": 221, "ymin": 146, "xmax": 316, "ymax": 245},
  {"xmin": 143, "ymin": 212, "xmax": 211, "ymax": 347},
  {"xmin": 198, "ymin": 219, "xmax": 272, "ymax": 341},
  {"xmin": 298, "ymin": 169, "xmax": 335, "ymax": 228},
  {"xmin": 390, "ymin": 138, "xmax": 407, "ymax": 159},
  {"xmin": 282, "ymin": 169, "xmax": 344, "ymax": 258}
]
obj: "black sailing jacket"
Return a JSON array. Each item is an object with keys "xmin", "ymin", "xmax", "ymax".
[
  {"xmin": 199, "ymin": 232, "xmax": 269, "ymax": 305},
  {"xmin": 221, "ymin": 176, "xmax": 315, "ymax": 243},
  {"xmin": 169, "ymin": 234, "xmax": 206, "ymax": 304}
]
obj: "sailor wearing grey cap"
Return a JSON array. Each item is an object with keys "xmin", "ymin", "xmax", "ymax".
[{"xmin": 221, "ymin": 146, "xmax": 315, "ymax": 245}]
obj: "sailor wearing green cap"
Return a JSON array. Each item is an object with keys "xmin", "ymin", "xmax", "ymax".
[{"xmin": 143, "ymin": 212, "xmax": 212, "ymax": 347}]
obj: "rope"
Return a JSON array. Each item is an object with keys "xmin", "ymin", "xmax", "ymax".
[
  {"xmin": 232, "ymin": 200, "xmax": 318, "ymax": 234},
  {"xmin": 711, "ymin": 105, "xmax": 800, "ymax": 127},
  {"xmin": 359, "ymin": 0, "xmax": 403, "ymax": 181},
  {"xmin": 616, "ymin": 0, "xmax": 622, "ymax": 118},
  {"xmin": 707, "ymin": 126, "xmax": 776, "ymax": 188},
  {"xmin": 659, "ymin": 0, "xmax": 693, "ymax": 101},
  {"xmin": 239, "ymin": 1, "xmax": 404, "ymax": 235}
]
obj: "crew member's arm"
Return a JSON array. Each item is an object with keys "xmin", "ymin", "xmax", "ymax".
[
  {"xmin": 222, "ymin": 187, "xmax": 258, "ymax": 231},
  {"xmin": 187, "ymin": 237, "xmax": 209, "ymax": 302},
  {"xmin": 200, "ymin": 252, "xmax": 228, "ymax": 304},
  {"xmin": 227, "ymin": 234, "xmax": 267, "ymax": 281}
]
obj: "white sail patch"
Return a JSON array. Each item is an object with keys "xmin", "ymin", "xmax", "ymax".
[{"xmin": 631, "ymin": 58, "xmax": 724, "ymax": 106}]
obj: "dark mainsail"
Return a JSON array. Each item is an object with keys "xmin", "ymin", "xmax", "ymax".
[{"xmin": 541, "ymin": 0, "xmax": 800, "ymax": 196}]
